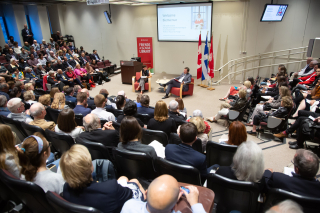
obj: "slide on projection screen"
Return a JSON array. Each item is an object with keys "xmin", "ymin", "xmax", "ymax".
[{"xmin": 157, "ymin": 2, "xmax": 212, "ymax": 42}]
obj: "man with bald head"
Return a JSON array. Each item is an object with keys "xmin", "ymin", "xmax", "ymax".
[
  {"xmin": 48, "ymin": 50, "xmax": 58, "ymax": 64},
  {"xmin": 29, "ymin": 103, "xmax": 55, "ymax": 131},
  {"xmin": 0, "ymin": 77, "xmax": 5, "ymax": 83},
  {"xmin": 22, "ymin": 24, "xmax": 33, "ymax": 43},
  {"xmin": 121, "ymin": 175, "xmax": 205, "ymax": 213}
]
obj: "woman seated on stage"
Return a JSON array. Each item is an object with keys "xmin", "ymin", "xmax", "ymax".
[
  {"xmin": 208, "ymin": 88, "xmax": 247, "ymax": 122},
  {"xmin": 219, "ymin": 80, "xmax": 252, "ymax": 101},
  {"xmin": 247, "ymin": 96, "xmax": 293, "ymax": 136},
  {"xmin": 135, "ymin": 65, "xmax": 151, "ymax": 94}
]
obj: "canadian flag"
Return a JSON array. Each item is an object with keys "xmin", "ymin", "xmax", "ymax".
[
  {"xmin": 209, "ymin": 35, "xmax": 214, "ymax": 78},
  {"xmin": 197, "ymin": 34, "xmax": 202, "ymax": 79}
]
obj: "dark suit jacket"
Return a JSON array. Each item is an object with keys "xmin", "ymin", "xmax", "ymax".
[
  {"xmin": 87, "ymin": 98, "xmax": 95, "ymax": 110},
  {"xmin": 168, "ymin": 111, "xmax": 186, "ymax": 126},
  {"xmin": 137, "ymin": 106, "xmax": 154, "ymax": 118},
  {"xmin": 174, "ymin": 73, "xmax": 192, "ymax": 91},
  {"xmin": 6, "ymin": 53, "xmax": 18, "ymax": 62},
  {"xmin": 165, "ymin": 143, "xmax": 207, "ymax": 179},
  {"xmin": 78, "ymin": 129, "xmax": 119, "ymax": 147},
  {"xmin": 79, "ymin": 56, "xmax": 88, "ymax": 66},
  {"xmin": 63, "ymin": 179, "xmax": 132, "ymax": 213},
  {"xmin": 73, "ymin": 105, "xmax": 92, "ymax": 116},
  {"xmin": 90, "ymin": 53, "xmax": 100, "ymax": 61},
  {"xmin": 65, "ymin": 95, "xmax": 76, "ymax": 104},
  {"xmin": 264, "ymin": 170, "xmax": 320, "ymax": 197},
  {"xmin": 56, "ymin": 73, "xmax": 70, "ymax": 81},
  {"xmin": 21, "ymin": 28, "xmax": 33, "ymax": 42},
  {"xmin": 62, "ymin": 61, "xmax": 71, "ymax": 71},
  {"xmin": 47, "ymin": 76, "xmax": 58, "ymax": 85},
  {"xmin": 69, "ymin": 59, "xmax": 77, "ymax": 68}
]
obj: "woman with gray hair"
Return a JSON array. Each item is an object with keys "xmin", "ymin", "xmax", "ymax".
[
  {"xmin": 186, "ymin": 109, "xmax": 211, "ymax": 134},
  {"xmin": 216, "ymin": 141, "xmax": 265, "ymax": 188}
]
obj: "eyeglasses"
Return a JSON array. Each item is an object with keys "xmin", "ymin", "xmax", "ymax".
[{"xmin": 291, "ymin": 159, "xmax": 298, "ymax": 168}]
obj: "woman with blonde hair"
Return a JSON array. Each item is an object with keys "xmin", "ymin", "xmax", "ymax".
[
  {"xmin": 38, "ymin": 94, "xmax": 51, "ymax": 107},
  {"xmin": 24, "ymin": 90, "xmax": 37, "ymax": 105},
  {"xmin": 220, "ymin": 80, "xmax": 252, "ymax": 101},
  {"xmin": 189, "ymin": 117, "xmax": 208, "ymax": 151},
  {"xmin": 50, "ymin": 87, "xmax": 60, "ymax": 99},
  {"xmin": 0, "ymin": 124, "xmax": 20, "ymax": 178},
  {"xmin": 51, "ymin": 92, "xmax": 69, "ymax": 110},
  {"xmin": 24, "ymin": 82, "xmax": 34, "ymax": 91},
  {"xmin": 147, "ymin": 100, "xmax": 177, "ymax": 139}
]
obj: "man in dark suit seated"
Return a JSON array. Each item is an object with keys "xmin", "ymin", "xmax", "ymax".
[
  {"xmin": 264, "ymin": 149, "xmax": 320, "ymax": 197},
  {"xmin": 79, "ymin": 52, "xmax": 88, "ymax": 66},
  {"xmin": 6, "ymin": 48, "xmax": 18, "ymax": 62},
  {"xmin": 73, "ymin": 92, "xmax": 92, "ymax": 116},
  {"xmin": 89, "ymin": 49, "xmax": 101, "ymax": 64},
  {"xmin": 56, "ymin": 69, "xmax": 74, "ymax": 87},
  {"xmin": 137, "ymin": 94, "xmax": 154, "ymax": 117},
  {"xmin": 168, "ymin": 100, "xmax": 186, "ymax": 125},
  {"xmin": 78, "ymin": 113, "xmax": 119, "ymax": 147},
  {"xmin": 47, "ymin": 71, "xmax": 65, "ymax": 91},
  {"xmin": 165, "ymin": 123, "xmax": 212, "ymax": 181},
  {"xmin": 62, "ymin": 56, "xmax": 72, "ymax": 71},
  {"xmin": 162, "ymin": 67, "xmax": 192, "ymax": 99},
  {"xmin": 65, "ymin": 87, "xmax": 77, "ymax": 105}
]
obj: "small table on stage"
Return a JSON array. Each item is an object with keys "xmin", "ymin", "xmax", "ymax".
[{"xmin": 156, "ymin": 79, "xmax": 170, "ymax": 92}]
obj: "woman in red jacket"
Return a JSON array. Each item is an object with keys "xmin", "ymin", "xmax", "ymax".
[{"xmin": 65, "ymin": 67, "xmax": 83, "ymax": 87}]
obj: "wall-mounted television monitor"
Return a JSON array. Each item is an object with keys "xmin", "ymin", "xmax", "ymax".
[
  {"xmin": 260, "ymin": 4, "xmax": 288, "ymax": 22},
  {"xmin": 157, "ymin": 2, "xmax": 212, "ymax": 42},
  {"xmin": 104, "ymin": 11, "xmax": 112, "ymax": 24}
]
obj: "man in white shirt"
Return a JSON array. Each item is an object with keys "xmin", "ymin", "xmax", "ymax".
[
  {"xmin": 7, "ymin": 98, "xmax": 33, "ymax": 123},
  {"xmin": 91, "ymin": 94, "xmax": 115, "ymax": 121},
  {"xmin": 295, "ymin": 58, "xmax": 316, "ymax": 77},
  {"xmin": 32, "ymin": 40, "xmax": 40, "ymax": 51},
  {"xmin": 121, "ymin": 175, "xmax": 206, "ymax": 213},
  {"xmin": 48, "ymin": 51, "xmax": 58, "ymax": 64}
]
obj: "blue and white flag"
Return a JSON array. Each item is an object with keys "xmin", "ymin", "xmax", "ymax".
[{"xmin": 202, "ymin": 35, "xmax": 209, "ymax": 81}]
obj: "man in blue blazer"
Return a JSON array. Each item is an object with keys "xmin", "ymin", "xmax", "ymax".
[
  {"xmin": 165, "ymin": 123, "xmax": 210, "ymax": 181},
  {"xmin": 65, "ymin": 87, "xmax": 77, "ymax": 105},
  {"xmin": 163, "ymin": 67, "xmax": 192, "ymax": 99},
  {"xmin": 137, "ymin": 94, "xmax": 154, "ymax": 117},
  {"xmin": 73, "ymin": 92, "xmax": 92, "ymax": 116}
]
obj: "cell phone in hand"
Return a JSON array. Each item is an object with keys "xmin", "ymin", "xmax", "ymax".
[{"xmin": 181, "ymin": 186, "xmax": 190, "ymax": 194}]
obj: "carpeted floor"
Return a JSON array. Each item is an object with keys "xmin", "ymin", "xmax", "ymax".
[{"xmin": 89, "ymin": 72, "xmax": 320, "ymax": 178}]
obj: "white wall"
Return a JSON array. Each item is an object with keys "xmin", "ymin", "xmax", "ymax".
[
  {"xmin": 47, "ymin": 5, "xmax": 61, "ymax": 34},
  {"xmin": 37, "ymin": 5, "xmax": 51, "ymax": 42},
  {"xmin": 43, "ymin": 0, "xmax": 320, "ymax": 79},
  {"xmin": 12, "ymin": 4, "xmax": 26, "ymax": 46}
]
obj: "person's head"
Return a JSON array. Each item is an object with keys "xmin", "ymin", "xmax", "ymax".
[
  {"xmin": 0, "ymin": 77, "xmax": 5, "ymax": 83},
  {"xmin": 65, "ymin": 87, "xmax": 74, "ymax": 97},
  {"xmin": 81, "ymin": 88, "xmax": 90, "ymax": 98},
  {"xmin": 23, "ymin": 90, "xmax": 35, "ymax": 102},
  {"xmin": 146, "ymin": 175, "xmax": 180, "ymax": 213},
  {"xmin": 68, "ymin": 49, "xmax": 72, "ymax": 54},
  {"xmin": 0, "ymin": 83, "xmax": 9, "ymax": 92},
  {"xmin": 24, "ymin": 24, "xmax": 28, "ymax": 29},
  {"xmin": 4, "ymin": 44, "xmax": 9, "ymax": 49},
  {"xmin": 189, "ymin": 117, "xmax": 205, "ymax": 134},
  {"xmin": 293, "ymin": 149, "xmax": 319, "ymax": 179},
  {"xmin": 266, "ymin": 200, "xmax": 303, "ymax": 213},
  {"xmin": 115, "ymin": 95, "xmax": 126, "ymax": 110},
  {"xmin": 306, "ymin": 57, "xmax": 313, "ymax": 65},
  {"xmin": 38, "ymin": 94, "xmax": 51, "ymax": 106},
  {"xmin": 183, "ymin": 67, "xmax": 190, "ymax": 74},
  {"xmin": 25, "ymin": 67, "xmax": 31, "ymax": 73},
  {"xmin": 83, "ymin": 113, "xmax": 101, "ymax": 132},
  {"xmin": 21, "ymin": 48, "xmax": 25, "ymax": 53},
  {"xmin": 9, "ymin": 48, "xmax": 13, "ymax": 54},
  {"xmin": 228, "ymin": 121, "xmax": 247, "ymax": 146},
  {"xmin": 60, "ymin": 144, "xmax": 93, "ymax": 189},
  {"xmin": 278, "ymin": 65, "xmax": 287, "ymax": 74},
  {"xmin": 179, "ymin": 123, "xmax": 197, "ymax": 145},
  {"xmin": 80, "ymin": 46, "xmax": 84, "ymax": 50},
  {"xmin": 15, "ymin": 82, "xmax": 24, "ymax": 91},
  {"xmin": 7, "ymin": 98, "xmax": 24, "ymax": 113},
  {"xmin": 243, "ymin": 80, "xmax": 251, "ymax": 89},
  {"xmin": 120, "ymin": 116, "xmax": 142, "ymax": 144},
  {"xmin": 50, "ymin": 37, "xmax": 53, "ymax": 43},
  {"xmin": 99, "ymin": 89, "xmax": 109, "ymax": 97},
  {"xmin": 48, "ymin": 70, "xmax": 55, "ymax": 77},
  {"xmin": 46, "ymin": 62, "xmax": 52, "ymax": 68},
  {"xmin": 63, "ymin": 56, "xmax": 67, "ymax": 61},
  {"xmin": 279, "ymin": 86, "xmax": 290, "ymax": 97},
  {"xmin": 42, "ymin": 39, "xmax": 46, "ymax": 44},
  {"xmin": 94, "ymin": 94, "xmax": 106, "ymax": 108},
  {"xmin": 169, "ymin": 100, "xmax": 179, "ymax": 112},
  {"xmin": 19, "ymin": 58, "xmax": 24, "ymax": 64},
  {"xmin": 33, "ymin": 40, "xmax": 37, "ymax": 45},
  {"xmin": 48, "ymin": 43, "xmax": 52, "ymax": 49},
  {"xmin": 309, "ymin": 60, "xmax": 318, "ymax": 68},
  {"xmin": 136, "ymin": 94, "xmax": 142, "ymax": 103},
  {"xmin": 10, "ymin": 58, "xmax": 16, "ymax": 65},
  {"xmin": 142, "ymin": 65, "xmax": 147, "ymax": 71},
  {"xmin": 93, "ymin": 49, "xmax": 97, "ymax": 54},
  {"xmin": 140, "ymin": 94, "xmax": 150, "ymax": 107},
  {"xmin": 0, "ymin": 95, "xmax": 7, "ymax": 107},
  {"xmin": 316, "ymin": 68, "xmax": 320, "ymax": 77},
  {"xmin": 175, "ymin": 98, "xmax": 184, "ymax": 110},
  {"xmin": 123, "ymin": 100, "xmax": 137, "ymax": 116},
  {"xmin": 280, "ymin": 96, "xmax": 293, "ymax": 110},
  {"xmin": 238, "ymin": 88, "xmax": 247, "ymax": 99},
  {"xmin": 77, "ymin": 92, "xmax": 88, "ymax": 106},
  {"xmin": 17, "ymin": 133, "xmax": 51, "ymax": 181},
  {"xmin": 232, "ymin": 141, "xmax": 264, "ymax": 182},
  {"xmin": 30, "ymin": 46, "xmax": 35, "ymax": 52},
  {"xmin": 85, "ymin": 62, "xmax": 90, "ymax": 68},
  {"xmin": 117, "ymin": 90, "xmax": 126, "ymax": 97},
  {"xmin": 74, "ymin": 85, "xmax": 81, "ymax": 93},
  {"xmin": 30, "ymin": 53, "xmax": 34, "ymax": 59},
  {"xmin": 9, "ymin": 87, "xmax": 21, "ymax": 99},
  {"xmin": 51, "ymin": 92, "xmax": 66, "ymax": 110},
  {"xmin": 81, "ymin": 52, "xmax": 85, "ymax": 57},
  {"xmin": 50, "ymin": 87, "xmax": 60, "ymax": 98},
  {"xmin": 154, "ymin": 100, "xmax": 168, "ymax": 122},
  {"xmin": 0, "ymin": 124, "xmax": 18, "ymax": 171},
  {"xmin": 192, "ymin": 109, "xmax": 203, "ymax": 118},
  {"xmin": 13, "ymin": 67, "xmax": 18, "ymax": 74},
  {"xmin": 57, "ymin": 108, "xmax": 77, "ymax": 133},
  {"xmin": 57, "ymin": 31, "xmax": 60, "ymax": 35},
  {"xmin": 29, "ymin": 103, "xmax": 46, "ymax": 119},
  {"xmin": 75, "ymin": 63, "xmax": 81, "ymax": 69},
  {"xmin": 13, "ymin": 41, "xmax": 18, "ymax": 47}
]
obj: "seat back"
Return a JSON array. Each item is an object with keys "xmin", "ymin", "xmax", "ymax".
[
  {"xmin": 141, "ymin": 128, "xmax": 168, "ymax": 146},
  {"xmin": 1, "ymin": 116, "xmax": 28, "ymax": 142},
  {"xmin": 207, "ymin": 173, "xmax": 260, "ymax": 213},
  {"xmin": 75, "ymin": 137, "xmax": 113, "ymax": 162},
  {"xmin": 21, "ymin": 122, "xmax": 46, "ymax": 137},
  {"xmin": 206, "ymin": 141, "xmax": 237, "ymax": 167},
  {"xmin": 136, "ymin": 113, "xmax": 151, "ymax": 125},
  {"xmin": 0, "ymin": 169, "xmax": 56, "ymax": 213},
  {"xmin": 169, "ymin": 133, "xmax": 203, "ymax": 153},
  {"xmin": 74, "ymin": 114, "xmax": 84, "ymax": 126},
  {"xmin": 46, "ymin": 191, "xmax": 102, "ymax": 213},
  {"xmin": 46, "ymin": 107, "xmax": 60, "ymax": 123},
  {"xmin": 113, "ymin": 109, "xmax": 124, "ymax": 118},
  {"xmin": 45, "ymin": 129, "xmax": 74, "ymax": 156},
  {"xmin": 0, "ymin": 172, "xmax": 21, "ymax": 206},
  {"xmin": 112, "ymin": 121, "xmax": 120, "ymax": 132},
  {"xmin": 263, "ymin": 188, "xmax": 320, "ymax": 213},
  {"xmin": 174, "ymin": 119, "xmax": 187, "ymax": 127},
  {"xmin": 135, "ymin": 71, "xmax": 141, "ymax": 81},
  {"xmin": 100, "ymin": 119, "xmax": 108, "ymax": 127},
  {"xmin": 155, "ymin": 158, "xmax": 201, "ymax": 186},
  {"xmin": 184, "ymin": 78, "xmax": 194, "ymax": 95},
  {"xmin": 65, "ymin": 101, "xmax": 75, "ymax": 109},
  {"xmin": 112, "ymin": 148, "xmax": 157, "ymax": 181}
]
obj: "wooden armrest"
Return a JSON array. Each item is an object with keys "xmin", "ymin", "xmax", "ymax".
[{"xmin": 132, "ymin": 76, "xmax": 136, "ymax": 92}]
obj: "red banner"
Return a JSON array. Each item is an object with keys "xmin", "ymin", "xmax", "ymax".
[{"xmin": 137, "ymin": 37, "xmax": 153, "ymax": 72}]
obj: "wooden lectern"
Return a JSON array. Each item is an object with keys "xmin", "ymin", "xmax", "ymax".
[{"xmin": 120, "ymin": 60, "xmax": 143, "ymax": 84}]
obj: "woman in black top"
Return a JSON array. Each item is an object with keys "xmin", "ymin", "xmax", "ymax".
[
  {"xmin": 18, "ymin": 58, "xmax": 28, "ymax": 71},
  {"xmin": 45, "ymin": 61, "xmax": 52, "ymax": 72},
  {"xmin": 135, "ymin": 65, "xmax": 151, "ymax": 94},
  {"xmin": 117, "ymin": 100, "xmax": 144, "ymax": 127},
  {"xmin": 117, "ymin": 116, "xmax": 157, "ymax": 160},
  {"xmin": 115, "ymin": 95, "xmax": 126, "ymax": 110},
  {"xmin": 147, "ymin": 100, "xmax": 177, "ymax": 139}
]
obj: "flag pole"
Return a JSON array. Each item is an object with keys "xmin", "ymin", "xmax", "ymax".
[
  {"xmin": 207, "ymin": 31, "xmax": 215, "ymax": 91},
  {"xmin": 197, "ymin": 31, "xmax": 204, "ymax": 87},
  {"xmin": 201, "ymin": 31, "xmax": 209, "ymax": 88}
]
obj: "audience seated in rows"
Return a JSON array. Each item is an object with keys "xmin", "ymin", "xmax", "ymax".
[
  {"xmin": 73, "ymin": 92, "xmax": 91, "ymax": 116},
  {"xmin": 91, "ymin": 94, "xmax": 115, "ymax": 121},
  {"xmin": 55, "ymin": 108, "xmax": 84, "ymax": 139},
  {"xmin": 29, "ymin": 102, "xmax": 55, "ymax": 131},
  {"xmin": 147, "ymin": 100, "xmax": 177, "ymax": 139},
  {"xmin": 47, "ymin": 70, "xmax": 65, "ymax": 91},
  {"xmin": 290, "ymin": 62, "xmax": 319, "ymax": 89},
  {"xmin": 137, "ymin": 94, "xmax": 154, "ymax": 117},
  {"xmin": 18, "ymin": 132, "xmax": 65, "ymax": 194},
  {"xmin": 118, "ymin": 116, "xmax": 157, "ymax": 160},
  {"xmin": 78, "ymin": 113, "xmax": 119, "ymax": 147},
  {"xmin": 117, "ymin": 100, "xmax": 144, "ymax": 127},
  {"xmin": 0, "ymin": 83, "xmax": 10, "ymax": 100},
  {"xmin": 220, "ymin": 79, "xmax": 253, "ymax": 101},
  {"xmin": 7, "ymin": 98, "xmax": 32, "ymax": 123}
]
